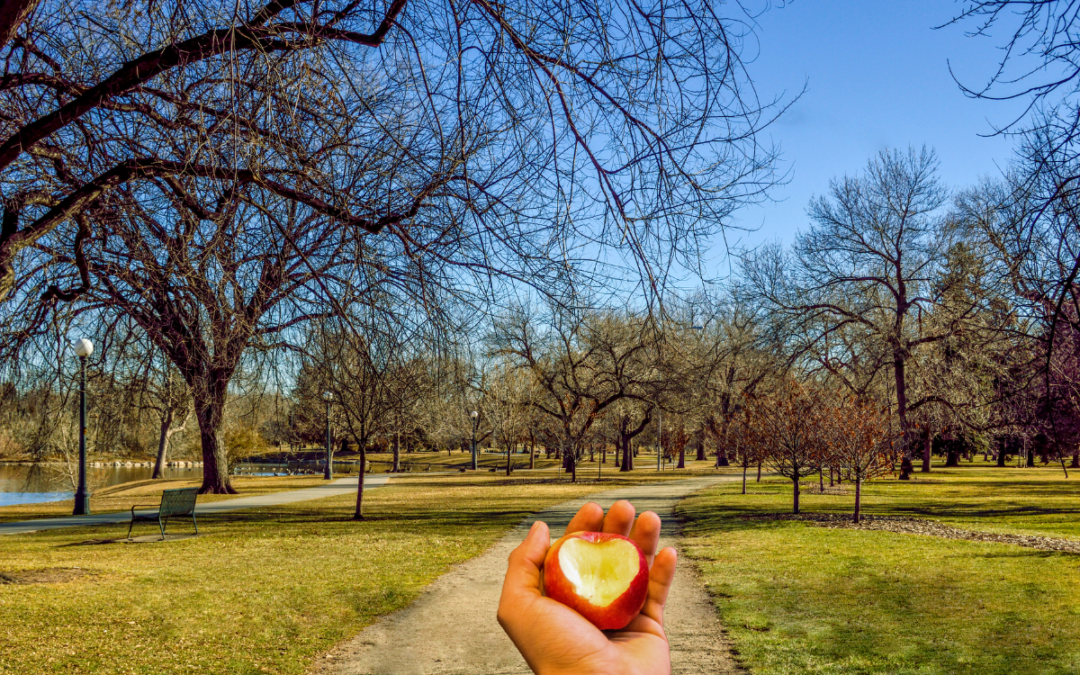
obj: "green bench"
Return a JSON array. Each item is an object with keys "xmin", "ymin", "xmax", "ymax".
[{"xmin": 127, "ymin": 487, "xmax": 199, "ymax": 540}]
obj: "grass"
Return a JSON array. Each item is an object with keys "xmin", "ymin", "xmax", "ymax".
[
  {"xmin": 0, "ymin": 470, "xmax": 703, "ymax": 675},
  {"xmin": 679, "ymin": 462, "xmax": 1080, "ymax": 675},
  {"xmin": 0, "ymin": 450, "xmax": 728, "ymax": 524}
]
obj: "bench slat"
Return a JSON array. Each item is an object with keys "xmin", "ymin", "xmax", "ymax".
[{"xmin": 159, "ymin": 487, "xmax": 199, "ymax": 517}]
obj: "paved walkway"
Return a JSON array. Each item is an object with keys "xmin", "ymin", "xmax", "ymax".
[
  {"xmin": 0, "ymin": 475, "xmax": 390, "ymax": 536},
  {"xmin": 312, "ymin": 475, "xmax": 741, "ymax": 675}
]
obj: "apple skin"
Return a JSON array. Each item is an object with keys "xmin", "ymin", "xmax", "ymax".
[{"xmin": 542, "ymin": 531, "xmax": 649, "ymax": 630}]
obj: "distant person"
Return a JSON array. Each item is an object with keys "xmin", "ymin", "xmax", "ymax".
[{"xmin": 498, "ymin": 500, "xmax": 676, "ymax": 675}]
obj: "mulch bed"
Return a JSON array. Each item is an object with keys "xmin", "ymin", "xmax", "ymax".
[{"xmin": 739, "ymin": 512, "xmax": 1080, "ymax": 555}]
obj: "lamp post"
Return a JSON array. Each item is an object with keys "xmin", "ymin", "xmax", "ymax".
[
  {"xmin": 657, "ymin": 407, "xmax": 663, "ymax": 472},
  {"xmin": 72, "ymin": 339, "xmax": 93, "ymax": 515},
  {"xmin": 470, "ymin": 410, "xmax": 480, "ymax": 470},
  {"xmin": 323, "ymin": 391, "xmax": 334, "ymax": 480}
]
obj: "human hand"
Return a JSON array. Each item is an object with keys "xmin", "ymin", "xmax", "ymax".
[{"xmin": 497, "ymin": 500, "xmax": 677, "ymax": 675}]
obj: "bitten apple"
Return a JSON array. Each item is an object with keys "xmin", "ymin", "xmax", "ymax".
[{"xmin": 541, "ymin": 531, "xmax": 649, "ymax": 630}]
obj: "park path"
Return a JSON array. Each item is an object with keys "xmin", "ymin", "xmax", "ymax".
[
  {"xmin": 313, "ymin": 475, "xmax": 742, "ymax": 675},
  {"xmin": 0, "ymin": 474, "xmax": 389, "ymax": 536}
]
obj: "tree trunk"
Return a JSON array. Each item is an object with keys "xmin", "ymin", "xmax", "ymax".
[
  {"xmin": 716, "ymin": 446, "xmax": 730, "ymax": 467},
  {"xmin": 696, "ymin": 440, "xmax": 706, "ymax": 461},
  {"xmin": 1071, "ymin": 449, "xmax": 1080, "ymax": 469},
  {"xmin": 945, "ymin": 450, "xmax": 960, "ymax": 467},
  {"xmin": 602, "ymin": 445, "xmax": 606, "ymax": 463},
  {"xmin": 506, "ymin": 441, "xmax": 512, "ymax": 476},
  {"xmin": 741, "ymin": 461, "xmax": 747, "ymax": 495},
  {"xmin": 898, "ymin": 456, "xmax": 913, "ymax": 480},
  {"xmin": 193, "ymin": 382, "xmax": 234, "ymax": 494},
  {"xmin": 152, "ymin": 406, "xmax": 175, "ymax": 479},
  {"xmin": 792, "ymin": 476, "xmax": 800, "ymax": 514},
  {"xmin": 620, "ymin": 436, "xmax": 633, "ymax": 472},
  {"xmin": 677, "ymin": 443, "xmax": 686, "ymax": 469},
  {"xmin": 392, "ymin": 432, "xmax": 400, "ymax": 472},
  {"xmin": 997, "ymin": 449, "xmax": 1007, "ymax": 467},
  {"xmin": 756, "ymin": 461, "xmax": 762, "ymax": 482},
  {"xmin": 353, "ymin": 450, "xmax": 367, "ymax": 520},
  {"xmin": 819, "ymin": 467, "xmax": 824, "ymax": 491},
  {"xmin": 853, "ymin": 475, "xmax": 862, "ymax": 523},
  {"xmin": 529, "ymin": 440, "xmax": 535, "ymax": 469},
  {"xmin": 893, "ymin": 352, "xmax": 914, "ymax": 478},
  {"xmin": 570, "ymin": 455, "xmax": 577, "ymax": 483},
  {"xmin": 921, "ymin": 430, "xmax": 932, "ymax": 473}
]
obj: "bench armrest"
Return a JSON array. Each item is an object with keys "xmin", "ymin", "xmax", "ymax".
[{"xmin": 130, "ymin": 503, "xmax": 159, "ymax": 516}]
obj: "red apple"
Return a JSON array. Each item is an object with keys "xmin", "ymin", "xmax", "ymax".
[{"xmin": 541, "ymin": 531, "xmax": 649, "ymax": 630}]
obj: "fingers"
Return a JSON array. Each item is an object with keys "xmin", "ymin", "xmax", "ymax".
[
  {"xmin": 628, "ymin": 510, "xmax": 662, "ymax": 566},
  {"xmin": 564, "ymin": 502, "xmax": 604, "ymax": 536},
  {"xmin": 637, "ymin": 546, "xmax": 678, "ymax": 629},
  {"xmin": 601, "ymin": 500, "xmax": 635, "ymax": 537}
]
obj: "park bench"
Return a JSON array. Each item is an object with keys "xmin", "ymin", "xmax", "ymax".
[{"xmin": 127, "ymin": 487, "xmax": 199, "ymax": 540}]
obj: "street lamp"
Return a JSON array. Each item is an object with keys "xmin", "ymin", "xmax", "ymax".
[
  {"xmin": 470, "ymin": 410, "xmax": 480, "ymax": 470},
  {"xmin": 72, "ymin": 338, "xmax": 93, "ymax": 515},
  {"xmin": 323, "ymin": 391, "xmax": 334, "ymax": 480},
  {"xmin": 657, "ymin": 407, "xmax": 663, "ymax": 472}
]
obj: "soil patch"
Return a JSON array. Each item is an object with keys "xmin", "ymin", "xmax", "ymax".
[
  {"xmin": 741, "ymin": 513, "xmax": 1080, "ymax": 554},
  {"xmin": 0, "ymin": 567, "xmax": 100, "ymax": 584}
]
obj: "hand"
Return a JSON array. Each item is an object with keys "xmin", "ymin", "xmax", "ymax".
[{"xmin": 497, "ymin": 500, "xmax": 677, "ymax": 675}]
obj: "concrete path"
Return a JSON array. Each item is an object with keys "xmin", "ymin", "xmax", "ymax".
[
  {"xmin": 0, "ymin": 474, "xmax": 390, "ymax": 536},
  {"xmin": 313, "ymin": 475, "xmax": 741, "ymax": 675}
]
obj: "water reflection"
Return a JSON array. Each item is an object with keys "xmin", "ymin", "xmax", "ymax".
[
  {"xmin": 0, "ymin": 463, "xmax": 201, "ymax": 507},
  {"xmin": 0, "ymin": 461, "xmax": 329, "ymax": 507}
]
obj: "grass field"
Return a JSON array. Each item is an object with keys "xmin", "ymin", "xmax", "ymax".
[
  {"xmin": 0, "ymin": 470, "xmax": 705, "ymax": 675},
  {"xmin": 680, "ymin": 463, "xmax": 1080, "ymax": 675}
]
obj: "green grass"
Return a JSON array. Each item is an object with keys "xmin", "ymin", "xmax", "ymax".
[
  {"xmin": 0, "ymin": 471, "xmax": 694, "ymax": 675},
  {"xmin": 680, "ymin": 463, "xmax": 1080, "ymax": 675}
]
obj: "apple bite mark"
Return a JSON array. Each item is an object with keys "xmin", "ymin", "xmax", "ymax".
[
  {"xmin": 542, "ymin": 531, "xmax": 651, "ymax": 630},
  {"xmin": 558, "ymin": 537, "xmax": 639, "ymax": 606}
]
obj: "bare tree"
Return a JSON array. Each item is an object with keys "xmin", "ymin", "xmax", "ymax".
[
  {"xmin": 0, "ymin": 0, "xmax": 786, "ymax": 306},
  {"xmin": 145, "ymin": 368, "xmax": 193, "ymax": 480},
  {"xmin": 746, "ymin": 380, "xmax": 827, "ymax": 515},
  {"xmin": 740, "ymin": 148, "xmax": 985, "ymax": 478},
  {"xmin": 481, "ymin": 362, "xmax": 536, "ymax": 476},
  {"xmin": 495, "ymin": 307, "xmax": 661, "ymax": 482},
  {"xmin": 825, "ymin": 395, "xmax": 897, "ymax": 523},
  {"xmin": 1, "ymin": 0, "xmax": 790, "ymax": 491}
]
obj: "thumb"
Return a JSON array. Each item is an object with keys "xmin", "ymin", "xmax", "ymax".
[{"xmin": 503, "ymin": 520, "xmax": 551, "ymax": 596}]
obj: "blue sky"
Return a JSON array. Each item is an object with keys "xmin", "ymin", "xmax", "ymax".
[{"xmin": 714, "ymin": 0, "xmax": 1030, "ymax": 269}]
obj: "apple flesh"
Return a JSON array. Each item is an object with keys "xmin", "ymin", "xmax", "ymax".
[{"xmin": 542, "ymin": 531, "xmax": 649, "ymax": 630}]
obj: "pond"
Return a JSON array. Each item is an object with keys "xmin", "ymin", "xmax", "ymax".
[{"xmin": 0, "ymin": 462, "xmax": 292, "ymax": 507}]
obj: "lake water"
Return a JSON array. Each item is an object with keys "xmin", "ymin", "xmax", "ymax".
[{"xmin": 0, "ymin": 462, "xmax": 291, "ymax": 507}]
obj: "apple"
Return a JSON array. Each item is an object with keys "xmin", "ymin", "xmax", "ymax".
[{"xmin": 542, "ymin": 531, "xmax": 649, "ymax": 630}]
